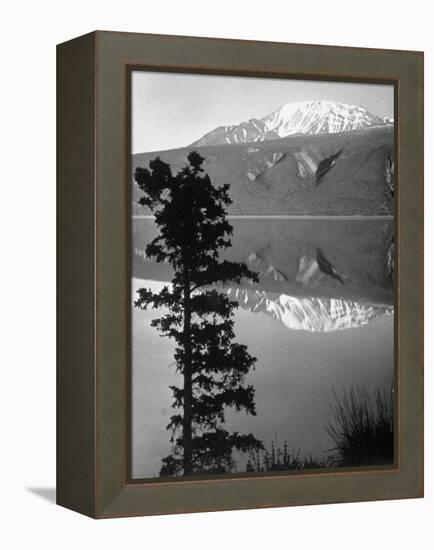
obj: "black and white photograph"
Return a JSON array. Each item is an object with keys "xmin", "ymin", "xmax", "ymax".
[{"xmin": 130, "ymin": 71, "xmax": 395, "ymax": 479}]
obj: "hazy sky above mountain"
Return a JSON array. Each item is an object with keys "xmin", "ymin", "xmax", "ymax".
[{"xmin": 132, "ymin": 71, "xmax": 394, "ymax": 154}]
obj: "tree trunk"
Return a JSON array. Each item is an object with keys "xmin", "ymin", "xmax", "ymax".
[{"xmin": 182, "ymin": 268, "xmax": 193, "ymax": 475}]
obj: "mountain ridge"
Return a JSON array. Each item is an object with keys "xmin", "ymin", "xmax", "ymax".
[
  {"xmin": 132, "ymin": 126, "xmax": 394, "ymax": 216},
  {"xmin": 190, "ymin": 100, "xmax": 392, "ymax": 147}
]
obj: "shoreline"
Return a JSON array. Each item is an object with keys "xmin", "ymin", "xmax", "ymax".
[{"xmin": 132, "ymin": 215, "xmax": 394, "ymax": 220}]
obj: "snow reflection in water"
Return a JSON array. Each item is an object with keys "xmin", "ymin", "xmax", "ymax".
[{"xmin": 131, "ymin": 218, "xmax": 394, "ymax": 478}]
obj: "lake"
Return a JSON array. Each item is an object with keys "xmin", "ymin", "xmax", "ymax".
[{"xmin": 131, "ymin": 217, "xmax": 394, "ymax": 478}]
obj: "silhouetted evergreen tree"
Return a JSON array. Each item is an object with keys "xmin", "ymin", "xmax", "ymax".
[{"xmin": 134, "ymin": 151, "xmax": 262, "ymax": 476}]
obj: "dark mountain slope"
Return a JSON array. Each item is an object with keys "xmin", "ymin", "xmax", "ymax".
[{"xmin": 132, "ymin": 126, "xmax": 394, "ymax": 216}]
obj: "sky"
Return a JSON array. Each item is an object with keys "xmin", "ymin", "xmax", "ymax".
[{"xmin": 132, "ymin": 71, "xmax": 394, "ymax": 154}]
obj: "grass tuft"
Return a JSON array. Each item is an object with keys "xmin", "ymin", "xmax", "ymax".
[
  {"xmin": 246, "ymin": 440, "xmax": 328, "ymax": 472},
  {"xmin": 326, "ymin": 385, "xmax": 394, "ymax": 467}
]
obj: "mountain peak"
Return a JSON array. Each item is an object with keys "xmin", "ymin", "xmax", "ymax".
[{"xmin": 190, "ymin": 100, "xmax": 390, "ymax": 147}]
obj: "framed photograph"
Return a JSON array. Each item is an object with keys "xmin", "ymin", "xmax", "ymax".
[{"xmin": 57, "ymin": 31, "xmax": 423, "ymax": 518}]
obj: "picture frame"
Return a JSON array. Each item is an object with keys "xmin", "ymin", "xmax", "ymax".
[{"xmin": 57, "ymin": 30, "xmax": 423, "ymax": 518}]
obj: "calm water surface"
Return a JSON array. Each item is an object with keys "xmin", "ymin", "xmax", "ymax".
[{"xmin": 131, "ymin": 218, "xmax": 394, "ymax": 478}]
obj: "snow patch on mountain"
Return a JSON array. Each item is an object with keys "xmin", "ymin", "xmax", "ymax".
[
  {"xmin": 294, "ymin": 149, "xmax": 319, "ymax": 178},
  {"xmin": 191, "ymin": 100, "xmax": 391, "ymax": 147},
  {"xmin": 244, "ymin": 152, "xmax": 286, "ymax": 182},
  {"xmin": 262, "ymin": 101, "xmax": 384, "ymax": 137}
]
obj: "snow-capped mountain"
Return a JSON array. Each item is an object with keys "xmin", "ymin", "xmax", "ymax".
[
  {"xmin": 225, "ymin": 287, "xmax": 392, "ymax": 332},
  {"xmin": 190, "ymin": 100, "xmax": 391, "ymax": 147}
]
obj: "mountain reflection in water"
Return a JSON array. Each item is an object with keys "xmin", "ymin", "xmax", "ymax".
[
  {"xmin": 131, "ymin": 217, "xmax": 394, "ymax": 478},
  {"xmin": 132, "ymin": 217, "xmax": 394, "ymax": 333},
  {"xmin": 224, "ymin": 288, "xmax": 392, "ymax": 332}
]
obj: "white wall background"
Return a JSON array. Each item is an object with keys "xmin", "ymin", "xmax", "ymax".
[{"xmin": 1, "ymin": 0, "xmax": 432, "ymax": 547}]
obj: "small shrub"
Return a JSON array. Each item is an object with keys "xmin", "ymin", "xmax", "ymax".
[
  {"xmin": 326, "ymin": 385, "xmax": 394, "ymax": 467},
  {"xmin": 246, "ymin": 441, "xmax": 327, "ymax": 472}
]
